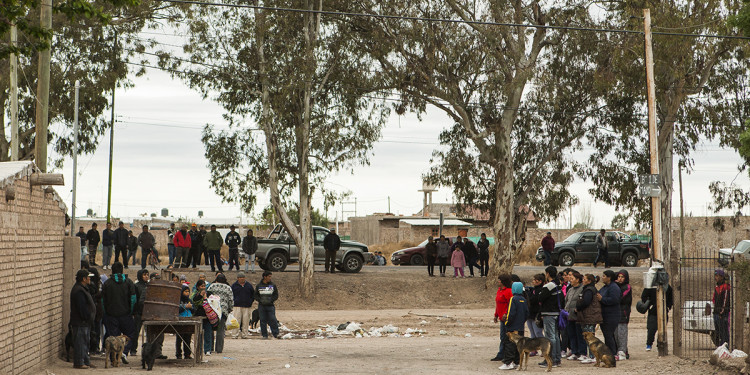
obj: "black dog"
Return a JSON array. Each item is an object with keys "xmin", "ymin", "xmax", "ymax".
[
  {"xmin": 64, "ymin": 325, "xmax": 73, "ymax": 362},
  {"xmin": 141, "ymin": 335, "xmax": 164, "ymax": 371},
  {"xmin": 250, "ymin": 309, "xmax": 260, "ymax": 329}
]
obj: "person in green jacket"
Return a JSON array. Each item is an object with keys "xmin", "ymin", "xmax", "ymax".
[{"xmin": 203, "ymin": 225, "xmax": 224, "ymax": 272}]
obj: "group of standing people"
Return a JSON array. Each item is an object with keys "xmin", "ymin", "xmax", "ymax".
[
  {"xmin": 492, "ymin": 266, "xmax": 656, "ymax": 370},
  {"xmin": 424, "ymin": 234, "xmax": 490, "ymax": 277}
]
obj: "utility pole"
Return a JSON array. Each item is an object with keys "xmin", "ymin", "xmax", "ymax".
[
  {"xmin": 388, "ymin": 196, "xmax": 391, "ymax": 213},
  {"xmin": 644, "ymin": 8, "xmax": 668, "ymax": 357},
  {"xmin": 10, "ymin": 24, "xmax": 19, "ymax": 160},
  {"xmin": 71, "ymin": 81, "xmax": 80, "ymax": 234},
  {"xmin": 569, "ymin": 201, "xmax": 572, "ymax": 229},
  {"xmin": 679, "ymin": 162, "xmax": 685, "ymax": 258},
  {"xmin": 35, "ymin": 0, "xmax": 53, "ymax": 171},
  {"xmin": 106, "ymin": 31, "xmax": 117, "ymax": 223}
]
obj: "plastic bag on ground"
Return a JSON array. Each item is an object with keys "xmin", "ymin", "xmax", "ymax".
[
  {"xmin": 713, "ymin": 343, "xmax": 731, "ymax": 359},
  {"xmin": 731, "ymin": 349, "xmax": 748, "ymax": 358}
]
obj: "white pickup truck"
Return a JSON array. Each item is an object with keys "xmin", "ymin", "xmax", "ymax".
[{"xmin": 718, "ymin": 240, "xmax": 750, "ymax": 266}]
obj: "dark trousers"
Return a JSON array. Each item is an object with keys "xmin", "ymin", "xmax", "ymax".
[
  {"xmin": 594, "ymin": 249, "xmax": 610, "ymax": 267},
  {"xmin": 325, "ymin": 250, "xmax": 337, "ymax": 272},
  {"xmin": 426, "ymin": 255, "xmax": 436, "ymax": 276},
  {"xmin": 132, "ymin": 314, "xmax": 142, "ymax": 354},
  {"xmin": 90, "ymin": 319, "xmax": 102, "ymax": 352},
  {"xmin": 600, "ymin": 321, "xmax": 618, "ymax": 356},
  {"xmin": 88, "ymin": 245, "xmax": 98, "ymax": 265},
  {"xmin": 714, "ymin": 313, "xmax": 730, "ymax": 346},
  {"xmin": 127, "ymin": 249, "xmax": 137, "ymax": 266},
  {"xmin": 438, "ymin": 257, "xmax": 448, "ymax": 274},
  {"xmin": 259, "ymin": 305, "xmax": 280, "ymax": 338},
  {"xmin": 479, "ymin": 257, "xmax": 489, "ymax": 276},
  {"xmin": 466, "ymin": 256, "xmax": 479, "ymax": 276},
  {"xmin": 543, "ymin": 250, "xmax": 552, "ymax": 266},
  {"xmin": 503, "ymin": 329, "xmax": 523, "ymax": 365},
  {"xmin": 202, "ymin": 246, "xmax": 209, "ymax": 265},
  {"xmin": 72, "ymin": 325, "xmax": 91, "ymax": 367},
  {"xmin": 189, "ymin": 247, "xmax": 201, "ymax": 267},
  {"xmin": 103, "ymin": 315, "xmax": 136, "ymax": 355},
  {"xmin": 228, "ymin": 248, "xmax": 240, "ymax": 270},
  {"xmin": 566, "ymin": 321, "xmax": 586, "ymax": 355},
  {"xmin": 141, "ymin": 250, "xmax": 150, "ymax": 269},
  {"xmin": 114, "ymin": 245, "xmax": 127, "ymax": 264},
  {"xmin": 209, "ymin": 250, "xmax": 223, "ymax": 272},
  {"xmin": 495, "ymin": 321, "xmax": 506, "ymax": 359},
  {"xmin": 176, "ymin": 333, "xmax": 192, "ymax": 358}
]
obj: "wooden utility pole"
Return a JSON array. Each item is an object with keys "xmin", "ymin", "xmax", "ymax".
[
  {"xmin": 679, "ymin": 162, "xmax": 685, "ymax": 258},
  {"xmin": 644, "ymin": 8, "xmax": 669, "ymax": 357},
  {"xmin": 10, "ymin": 24, "xmax": 19, "ymax": 161},
  {"xmin": 35, "ymin": 0, "xmax": 53, "ymax": 172}
]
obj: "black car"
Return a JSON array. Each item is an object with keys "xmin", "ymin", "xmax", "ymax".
[{"xmin": 536, "ymin": 231, "xmax": 650, "ymax": 267}]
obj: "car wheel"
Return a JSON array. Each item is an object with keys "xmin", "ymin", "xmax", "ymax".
[
  {"xmin": 342, "ymin": 253, "xmax": 364, "ymax": 273},
  {"xmin": 410, "ymin": 254, "xmax": 424, "ymax": 266},
  {"xmin": 560, "ymin": 252, "xmax": 575, "ymax": 267},
  {"xmin": 622, "ymin": 252, "xmax": 638, "ymax": 267},
  {"xmin": 266, "ymin": 252, "xmax": 287, "ymax": 272}
]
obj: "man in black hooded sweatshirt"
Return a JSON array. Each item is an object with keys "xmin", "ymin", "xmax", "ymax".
[
  {"xmin": 102, "ymin": 262, "xmax": 137, "ymax": 364},
  {"xmin": 131, "ymin": 269, "xmax": 150, "ymax": 355}
]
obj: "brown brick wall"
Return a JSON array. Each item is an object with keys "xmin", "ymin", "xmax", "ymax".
[{"xmin": 0, "ymin": 174, "xmax": 66, "ymax": 375}]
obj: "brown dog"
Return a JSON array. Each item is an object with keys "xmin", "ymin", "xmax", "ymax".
[
  {"xmin": 104, "ymin": 334, "xmax": 130, "ymax": 368},
  {"xmin": 582, "ymin": 332, "xmax": 616, "ymax": 368},
  {"xmin": 506, "ymin": 331, "xmax": 553, "ymax": 372}
]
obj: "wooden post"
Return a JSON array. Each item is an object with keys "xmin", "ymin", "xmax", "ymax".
[
  {"xmin": 10, "ymin": 24, "xmax": 19, "ymax": 161},
  {"xmin": 643, "ymin": 8, "xmax": 669, "ymax": 357},
  {"xmin": 35, "ymin": 0, "xmax": 52, "ymax": 172},
  {"xmin": 30, "ymin": 173, "xmax": 65, "ymax": 186}
]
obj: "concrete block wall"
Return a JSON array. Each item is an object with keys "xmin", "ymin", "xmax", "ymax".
[{"xmin": 0, "ymin": 175, "xmax": 66, "ymax": 375}]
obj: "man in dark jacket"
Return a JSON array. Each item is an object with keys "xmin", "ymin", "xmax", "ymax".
[
  {"xmin": 713, "ymin": 269, "xmax": 731, "ymax": 346},
  {"xmin": 323, "ymin": 229, "xmax": 341, "ymax": 273},
  {"xmin": 541, "ymin": 232, "xmax": 555, "ymax": 266},
  {"xmin": 615, "ymin": 269, "xmax": 632, "ymax": 360},
  {"xmin": 138, "ymin": 225, "xmax": 156, "ymax": 270},
  {"xmin": 102, "ymin": 222, "xmax": 115, "ymax": 270},
  {"xmin": 225, "ymin": 225, "xmax": 242, "ymax": 271},
  {"xmin": 242, "ymin": 229, "xmax": 258, "ymax": 273},
  {"xmin": 102, "ymin": 262, "xmax": 137, "ymax": 364},
  {"xmin": 131, "ymin": 269, "xmax": 149, "ymax": 355},
  {"xmin": 477, "ymin": 233, "xmax": 490, "ymax": 277},
  {"xmin": 463, "ymin": 237, "xmax": 479, "ymax": 277},
  {"xmin": 87, "ymin": 267, "xmax": 104, "ymax": 354},
  {"xmin": 641, "ymin": 284, "xmax": 673, "ymax": 350},
  {"xmin": 500, "ymin": 282, "xmax": 530, "ymax": 370},
  {"xmin": 425, "ymin": 236, "xmax": 437, "ymax": 277},
  {"xmin": 86, "ymin": 223, "xmax": 100, "ymax": 266},
  {"xmin": 76, "ymin": 226, "xmax": 87, "ymax": 261},
  {"xmin": 254, "ymin": 271, "xmax": 279, "ymax": 339},
  {"xmin": 71, "ymin": 269, "xmax": 96, "ymax": 369},
  {"xmin": 597, "ymin": 270, "xmax": 621, "ymax": 356},
  {"xmin": 231, "ymin": 272, "xmax": 255, "ymax": 339},
  {"xmin": 126, "ymin": 231, "xmax": 138, "ymax": 267},
  {"xmin": 593, "ymin": 229, "xmax": 610, "ymax": 268},
  {"xmin": 537, "ymin": 266, "xmax": 562, "ymax": 367},
  {"xmin": 189, "ymin": 224, "xmax": 204, "ymax": 269},
  {"xmin": 199, "ymin": 225, "xmax": 209, "ymax": 265},
  {"xmin": 114, "ymin": 222, "xmax": 129, "ymax": 268},
  {"xmin": 436, "ymin": 235, "xmax": 451, "ymax": 277}
]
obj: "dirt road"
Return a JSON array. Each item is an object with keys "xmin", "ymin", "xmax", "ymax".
[{"xmin": 47, "ymin": 308, "xmax": 730, "ymax": 375}]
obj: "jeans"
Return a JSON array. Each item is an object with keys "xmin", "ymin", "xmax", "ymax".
[
  {"xmin": 581, "ymin": 324, "xmax": 596, "ymax": 357},
  {"xmin": 495, "ymin": 320, "xmax": 506, "ymax": 359},
  {"xmin": 209, "ymin": 250, "xmax": 223, "ymax": 271},
  {"xmin": 325, "ymin": 250, "xmax": 337, "ymax": 272},
  {"xmin": 127, "ymin": 249, "xmax": 138, "ymax": 267},
  {"xmin": 72, "ymin": 325, "xmax": 91, "ymax": 367},
  {"xmin": 203, "ymin": 319, "xmax": 214, "ymax": 353},
  {"xmin": 600, "ymin": 321, "xmax": 618, "ymax": 356},
  {"xmin": 594, "ymin": 249, "xmax": 609, "ymax": 267},
  {"xmin": 479, "ymin": 257, "xmax": 489, "ymax": 276},
  {"xmin": 114, "ymin": 245, "xmax": 127, "ymax": 264},
  {"xmin": 714, "ymin": 313, "xmax": 730, "ymax": 346},
  {"xmin": 543, "ymin": 316, "xmax": 561, "ymax": 363},
  {"xmin": 466, "ymin": 256, "xmax": 479, "ymax": 276},
  {"xmin": 426, "ymin": 255, "xmax": 436, "ymax": 276},
  {"xmin": 543, "ymin": 250, "xmax": 552, "ymax": 266},
  {"xmin": 244, "ymin": 253, "xmax": 256, "ymax": 272},
  {"xmin": 215, "ymin": 315, "xmax": 228, "ymax": 353},
  {"xmin": 438, "ymin": 257, "xmax": 448, "ymax": 275},
  {"xmin": 141, "ymin": 249, "xmax": 151, "ymax": 269},
  {"xmin": 616, "ymin": 323, "xmax": 628, "ymax": 354},
  {"xmin": 526, "ymin": 318, "xmax": 544, "ymax": 338},
  {"xmin": 259, "ymin": 305, "xmax": 279, "ymax": 338},
  {"xmin": 168, "ymin": 243, "xmax": 176, "ymax": 266},
  {"xmin": 102, "ymin": 245, "xmax": 113, "ymax": 267},
  {"xmin": 566, "ymin": 321, "xmax": 586, "ymax": 355},
  {"xmin": 103, "ymin": 314, "xmax": 136, "ymax": 355},
  {"xmin": 233, "ymin": 306, "xmax": 252, "ymax": 338},
  {"xmin": 228, "ymin": 248, "xmax": 240, "ymax": 270}
]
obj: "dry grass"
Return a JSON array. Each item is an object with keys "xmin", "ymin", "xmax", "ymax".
[{"xmin": 369, "ymin": 240, "xmax": 420, "ymax": 265}]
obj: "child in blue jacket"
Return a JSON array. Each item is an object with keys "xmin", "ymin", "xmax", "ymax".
[
  {"xmin": 177, "ymin": 285, "xmax": 194, "ymax": 359},
  {"xmin": 500, "ymin": 281, "xmax": 530, "ymax": 370}
]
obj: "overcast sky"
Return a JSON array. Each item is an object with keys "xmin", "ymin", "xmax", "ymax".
[{"xmin": 51, "ymin": 51, "xmax": 749, "ymax": 229}]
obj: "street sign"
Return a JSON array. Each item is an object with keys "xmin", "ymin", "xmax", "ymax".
[{"xmin": 639, "ymin": 174, "xmax": 662, "ymax": 198}]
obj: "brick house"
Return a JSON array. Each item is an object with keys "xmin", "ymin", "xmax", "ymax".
[{"xmin": 0, "ymin": 161, "xmax": 68, "ymax": 374}]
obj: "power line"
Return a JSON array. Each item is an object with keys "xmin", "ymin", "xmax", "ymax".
[{"xmin": 156, "ymin": 0, "xmax": 750, "ymax": 41}]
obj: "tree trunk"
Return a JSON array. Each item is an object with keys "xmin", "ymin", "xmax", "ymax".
[{"xmin": 487, "ymin": 119, "xmax": 516, "ymax": 283}]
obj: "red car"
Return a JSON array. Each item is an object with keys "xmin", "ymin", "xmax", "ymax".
[{"xmin": 390, "ymin": 237, "xmax": 457, "ymax": 265}]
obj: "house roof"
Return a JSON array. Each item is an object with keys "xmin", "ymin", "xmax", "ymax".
[
  {"xmin": 0, "ymin": 161, "xmax": 67, "ymax": 211},
  {"xmin": 400, "ymin": 218, "xmax": 472, "ymax": 226}
]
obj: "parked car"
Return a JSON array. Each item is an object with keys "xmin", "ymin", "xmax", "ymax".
[
  {"xmin": 391, "ymin": 236, "xmax": 496, "ymax": 265},
  {"xmin": 255, "ymin": 224, "xmax": 373, "ymax": 273},
  {"xmin": 718, "ymin": 240, "xmax": 750, "ymax": 266},
  {"xmin": 535, "ymin": 231, "xmax": 650, "ymax": 267}
]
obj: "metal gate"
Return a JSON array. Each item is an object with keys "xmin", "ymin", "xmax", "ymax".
[{"xmin": 678, "ymin": 257, "xmax": 735, "ymax": 359}]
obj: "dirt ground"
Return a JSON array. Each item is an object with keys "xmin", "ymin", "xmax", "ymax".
[{"xmin": 46, "ymin": 308, "xmax": 733, "ymax": 375}]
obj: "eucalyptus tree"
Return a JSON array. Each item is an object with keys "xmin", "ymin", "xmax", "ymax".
[{"xmin": 172, "ymin": 0, "xmax": 387, "ymax": 296}]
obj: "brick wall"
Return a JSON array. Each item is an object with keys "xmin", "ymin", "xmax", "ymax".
[{"xmin": 0, "ymin": 168, "xmax": 66, "ymax": 375}]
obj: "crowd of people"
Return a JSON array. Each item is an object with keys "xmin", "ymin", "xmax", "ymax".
[
  {"xmin": 68, "ymin": 260, "xmax": 280, "ymax": 369},
  {"xmin": 423, "ymin": 234, "xmax": 491, "ymax": 277},
  {"xmin": 76, "ymin": 222, "xmax": 260, "ymax": 273},
  {"xmin": 491, "ymin": 265, "xmax": 679, "ymax": 370}
]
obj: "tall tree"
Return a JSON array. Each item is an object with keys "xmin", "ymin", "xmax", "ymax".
[
  {"xmin": 172, "ymin": 0, "xmax": 387, "ymax": 297},
  {"xmin": 348, "ymin": 0, "xmax": 596, "ymax": 281}
]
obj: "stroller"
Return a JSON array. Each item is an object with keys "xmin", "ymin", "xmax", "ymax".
[{"xmin": 147, "ymin": 247, "xmax": 161, "ymax": 270}]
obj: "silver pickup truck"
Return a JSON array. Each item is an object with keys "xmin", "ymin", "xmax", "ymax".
[{"xmin": 256, "ymin": 224, "xmax": 373, "ymax": 273}]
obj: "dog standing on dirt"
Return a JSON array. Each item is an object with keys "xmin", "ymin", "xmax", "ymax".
[
  {"xmin": 104, "ymin": 334, "xmax": 130, "ymax": 368},
  {"xmin": 506, "ymin": 331, "xmax": 553, "ymax": 372},
  {"xmin": 250, "ymin": 308, "xmax": 260, "ymax": 329},
  {"xmin": 141, "ymin": 334, "xmax": 164, "ymax": 371},
  {"xmin": 582, "ymin": 332, "xmax": 616, "ymax": 368}
]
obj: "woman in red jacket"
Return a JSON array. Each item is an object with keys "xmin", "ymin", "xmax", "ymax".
[
  {"xmin": 172, "ymin": 224, "xmax": 192, "ymax": 268},
  {"xmin": 491, "ymin": 274, "xmax": 514, "ymax": 361}
]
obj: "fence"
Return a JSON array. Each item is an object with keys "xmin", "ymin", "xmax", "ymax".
[{"xmin": 678, "ymin": 257, "xmax": 743, "ymax": 359}]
